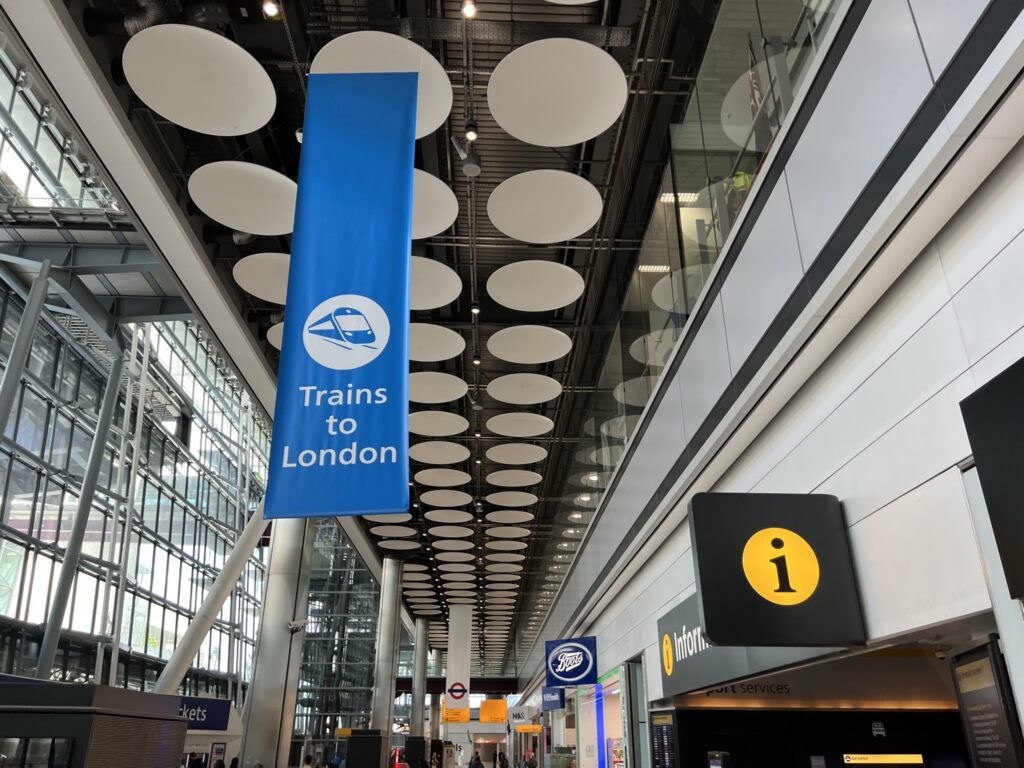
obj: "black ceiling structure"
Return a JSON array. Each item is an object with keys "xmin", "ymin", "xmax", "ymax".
[{"xmin": 62, "ymin": 0, "xmax": 714, "ymax": 675}]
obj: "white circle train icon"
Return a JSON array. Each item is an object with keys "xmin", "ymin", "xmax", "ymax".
[{"xmin": 302, "ymin": 294, "xmax": 390, "ymax": 370}]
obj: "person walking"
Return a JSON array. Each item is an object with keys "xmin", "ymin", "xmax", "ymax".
[{"xmin": 468, "ymin": 751, "xmax": 484, "ymax": 768}]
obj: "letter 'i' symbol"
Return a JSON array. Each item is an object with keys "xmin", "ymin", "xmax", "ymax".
[
  {"xmin": 769, "ymin": 537, "xmax": 796, "ymax": 593},
  {"xmin": 741, "ymin": 527, "xmax": 820, "ymax": 606}
]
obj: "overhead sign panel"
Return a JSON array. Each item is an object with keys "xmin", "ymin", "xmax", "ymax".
[
  {"xmin": 690, "ymin": 492, "xmax": 865, "ymax": 647},
  {"xmin": 541, "ymin": 687, "xmax": 565, "ymax": 711},
  {"xmin": 445, "ymin": 605, "xmax": 473, "ymax": 715},
  {"xmin": 264, "ymin": 72, "xmax": 416, "ymax": 518},
  {"xmin": 545, "ymin": 636, "xmax": 598, "ymax": 687},
  {"xmin": 479, "ymin": 700, "xmax": 508, "ymax": 723},
  {"xmin": 961, "ymin": 356, "xmax": 1024, "ymax": 599},
  {"xmin": 656, "ymin": 594, "xmax": 828, "ymax": 697}
]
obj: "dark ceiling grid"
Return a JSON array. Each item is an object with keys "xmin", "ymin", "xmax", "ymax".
[{"xmin": 73, "ymin": 0, "xmax": 662, "ymax": 677}]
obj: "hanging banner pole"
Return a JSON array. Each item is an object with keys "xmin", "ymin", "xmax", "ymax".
[{"xmin": 265, "ymin": 72, "xmax": 416, "ymax": 518}]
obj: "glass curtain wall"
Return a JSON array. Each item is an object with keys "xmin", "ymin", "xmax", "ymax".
[
  {"xmin": 525, "ymin": 0, "xmax": 842, "ymax": 628},
  {"xmin": 0, "ymin": 284, "xmax": 269, "ymax": 696},
  {"xmin": 292, "ymin": 520, "xmax": 382, "ymax": 763}
]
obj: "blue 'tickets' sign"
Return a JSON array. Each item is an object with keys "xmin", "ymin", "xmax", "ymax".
[
  {"xmin": 545, "ymin": 635, "xmax": 598, "ymax": 687},
  {"xmin": 542, "ymin": 686, "xmax": 566, "ymax": 711},
  {"xmin": 264, "ymin": 72, "xmax": 416, "ymax": 518},
  {"xmin": 178, "ymin": 696, "xmax": 232, "ymax": 731}
]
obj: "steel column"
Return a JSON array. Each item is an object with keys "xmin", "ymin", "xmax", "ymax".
[
  {"xmin": 239, "ymin": 516, "xmax": 314, "ymax": 768},
  {"xmin": 371, "ymin": 556, "xmax": 402, "ymax": 767},
  {"xmin": 36, "ymin": 350, "xmax": 124, "ymax": 678},
  {"xmin": 411, "ymin": 617, "xmax": 429, "ymax": 737},
  {"xmin": 0, "ymin": 260, "xmax": 50, "ymax": 438},
  {"xmin": 153, "ymin": 502, "xmax": 268, "ymax": 694},
  {"xmin": 429, "ymin": 693, "xmax": 441, "ymax": 740},
  {"xmin": 107, "ymin": 331, "xmax": 151, "ymax": 685}
]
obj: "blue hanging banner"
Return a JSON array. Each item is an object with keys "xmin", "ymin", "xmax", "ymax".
[
  {"xmin": 264, "ymin": 72, "xmax": 416, "ymax": 519},
  {"xmin": 541, "ymin": 686, "xmax": 566, "ymax": 711}
]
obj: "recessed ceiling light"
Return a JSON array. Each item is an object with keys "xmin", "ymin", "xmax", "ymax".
[
  {"xmin": 262, "ymin": 0, "xmax": 281, "ymax": 18},
  {"xmin": 461, "ymin": 0, "xmax": 477, "ymax": 18},
  {"xmin": 466, "ymin": 121, "xmax": 479, "ymax": 142}
]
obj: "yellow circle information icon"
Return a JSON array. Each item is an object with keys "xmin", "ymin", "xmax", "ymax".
[
  {"xmin": 741, "ymin": 527, "xmax": 820, "ymax": 606},
  {"xmin": 661, "ymin": 634, "xmax": 673, "ymax": 676}
]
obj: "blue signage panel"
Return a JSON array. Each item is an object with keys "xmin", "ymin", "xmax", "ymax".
[
  {"xmin": 545, "ymin": 635, "xmax": 598, "ymax": 687},
  {"xmin": 542, "ymin": 686, "xmax": 566, "ymax": 711},
  {"xmin": 264, "ymin": 72, "xmax": 416, "ymax": 518},
  {"xmin": 178, "ymin": 696, "xmax": 232, "ymax": 731}
]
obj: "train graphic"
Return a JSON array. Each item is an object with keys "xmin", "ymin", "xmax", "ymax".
[{"xmin": 305, "ymin": 306, "xmax": 378, "ymax": 350}]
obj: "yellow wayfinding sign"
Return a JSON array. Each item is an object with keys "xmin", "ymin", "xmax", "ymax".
[
  {"xmin": 441, "ymin": 699, "xmax": 470, "ymax": 723},
  {"xmin": 841, "ymin": 756, "xmax": 923, "ymax": 765},
  {"xmin": 479, "ymin": 700, "xmax": 508, "ymax": 723},
  {"xmin": 515, "ymin": 725, "xmax": 542, "ymax": 733}
]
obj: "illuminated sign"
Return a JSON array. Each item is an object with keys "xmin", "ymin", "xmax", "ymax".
[
  {"xmin": 690, "ymin": 492, "xmax": 865, "ymax": 646},
  {"xmin": 515, "ymin": 725, "xmax": 542, "ymax": 734},
  {"xmin": 841, "ymin": 756, "xmax": 923, "ymax": 765},
  {"xmin": 478, "ymin": 700, "xmax": 508, "ymax": 723}
]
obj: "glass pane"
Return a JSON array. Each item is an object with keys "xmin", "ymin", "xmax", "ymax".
[{"xmin": 15, "ymin": 386, "xmax": 49, "ymax": 456}]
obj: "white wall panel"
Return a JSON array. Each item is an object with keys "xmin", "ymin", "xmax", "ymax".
[
  {"xmin": 720, "ymin": 172, "xmax": 805, "ymax": 372},
  {"xmin": 950, "ymin": 228, "xmax": 1024, "ymax": 364},
  {"xmin": 679, "ymin": 296, "xmax": 732, "ymax": 437},
  {"xmin": 848, "ymin": 468, "xmax": 991, "ymax": 640},
  {"xmin": 753, "ymin": 304, "xmax": 970, "ymax": 494},
  {"xmin": 935, "ymin": 139, "xmax": 1024, "ymax": 293},
  {"xmin": 908, "ymin": 0, "xmax": 990, "ymax": 79},
  {"xmin": 786, "ymin": 0, "xmax": 933, "ymax": 262}
]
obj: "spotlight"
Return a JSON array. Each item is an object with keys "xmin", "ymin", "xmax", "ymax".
[
  {"xmin": 475, "ymin": 430, "xmax": 482, "ymax": 438},
  {"xmin": 461, "ymin": 0, "xmax": 477, "ymax": 18},
  {"xmin": 471, "ymin": 303, "xmax": 481, "ymax": 316},
  {"xmin": 295, "ymin": 128, "xmax": 303, "ymax": 143},
  {"xmin": 465, "ymin": 121, "xmax": 478, "ymax": 143},
  {"xmin": 472, "ymin": 356, "xmax": 481, "ymax": 366},
  {"xmin": 262, "ymin": 0, "xmax": 281, "ymax": 18}
]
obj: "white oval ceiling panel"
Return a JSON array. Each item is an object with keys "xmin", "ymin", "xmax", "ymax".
[
  {"xmin": 487, "ymin": 325, "xmax": 572, "ymax": 365},
  {"xmin": 613, "ymin": 375, "xmax": 657, "ymax": 407},
  {"xmin": 440, "ymin": 572, "xmax": 476, "ymax": 581},
  {"xmin": 310, "ymin": 31, "xmax": 452, "ymax": 138},
  {"xmin": 404, "ymin": 563, "xmax": 429, "ymax": 571},
  {"xmin": 413, "ymin": 170, "xmax": 459, "ymax": 239},
  {"xmin": 629, "ymin": 329, "xmax": 677, "ymax": 367},
  {"xmin": 487, "ymin": 526, "xmax": 530, "ymax": 539},
  {"xmin": 409, "ymin": 411, "xmax": 469, "ymax": 437},
  {"xmin": 412, "ymin": 257, "xmax": 462, "ymax": 310},
  {"xmin": 486, "ymin": 413, "xmax": 554, "ymax": 438},
  {"xmin": 405, "ymin": 590, "xmax": 437, "ymax": 598},
  {"xmin": 123, "ymin": 24, "xmax": 275, "ymax": 137},
  {"xmin": 232, "ymin": 252, "xmax": 289, "ymax": 304},
  {"xmin": 601, "ymin": 414, "xmax": 642, "ymax": 441},
  {"xmin": 410, "ymin": 324, "xmax": 465, "ymax": 363},
  {"xmin": 487, "ymin": 261, "xmax": 584, "ymax": 312},
  {"xmin": 486, "ymin": 470, "xmax": 542, "ymax": 488},
  {"xmin": 486, "ymin": 573, "xmax": 522, "ymax": 582},
  {"xmin": 485, "ymin": 540, "xmax": 528, "ymax": 551},
  {"xmin": 448, "ymin": 598, "xmax": 476, "ymax": 604},
  {"xmin": 415, "ymin": 468, "xmax": 471, "ymax": 487},
  {"xmin": 425, "ymin": 509, "xmax": 474, "ymax": 524},
  {"xmin": 487, "ymin": 373, "xmax": 562, "ymax": 405},
  {"xmin": 428, "ymin": 525, "xmax": 474, "ymax": 538},
  {"xmin": 487, "ymin": 38, "xmax": 627, "ymax": 147},
  {"xmin": 486, "ymin": 552, "xmax": 526, "ymax": 562},
  {"xmin": 188, "ymin": 161, "xmax": 296, "ymax": 236},
  {"xmin": 363, "ymin": 513, "xmax": 412, "ymax": 523},
  {"xmin": 445, "ymin": 589, "xmax": 477, "ymax": 596},
  {"xmin": 436, "ymin": 551, "xmax": 475, "ymax": 562},
  {"xmin": 410, "ymin": 372, "xmax": 467, "ymax": 404},
  {"xmin": 419, "ymin": 489, "xmax": 473, "ymax": 507},
  {"xmin": 379, "ymin": 540, "xmax": 420, "ymax": 551},
  {"xmin": 267, "ymin": 322, "xmax": 284, "ymax": 350},
  {"xmin": 487, "ymin": 170, "xmax": 601, "ymax": 244},
  {"xmin": 439, "ymin": 563, "xmax": 476, "ymax": 573},
  {"xmin": 403, "ymin": 572, "xmax": 431, "ymax": 581},
  {"xmin": 591, "ymin": 445, "xmax": 626, "ymax": 467},
  {"xmin": 370, "ymin": 525, "xmax": 417, "ymax": 537},
  {"xmin": 433, "ymin": 539, "xmax": 475, "ymax": 551},
  {"xmin": 486, "ymin": 491, "xmax": 538, "ymax": 507},
  {"xmin": 486, "ymin": 563, "xmax": 524, "ymax": 573},
  {"xmin": 409, "ymin": 441, "xmax": 471, "ymax": 465},
  {"xmin": 486, "ymin": 510, "xmax": 534, "ymax": 524},
  {"xmin": 485, "ymin": 443, "xmax": 548, "ymax": 465}
]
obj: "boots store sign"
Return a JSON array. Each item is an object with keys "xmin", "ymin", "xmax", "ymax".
[{"xmin": 545, "ymin": 636, "xmax": 598, "ymax": 687}]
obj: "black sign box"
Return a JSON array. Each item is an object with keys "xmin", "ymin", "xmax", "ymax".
[
  {"xmin": 951, "ymin": 640, "xmax": 1024, "ymax": 768},
  {"xmin": 690, "ymin": 492, "xmax": 865, "ymax": 647},
  {"xmin": 961, "ymin": 356, "xmax": 1024, "ymax": 600}
]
